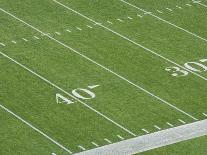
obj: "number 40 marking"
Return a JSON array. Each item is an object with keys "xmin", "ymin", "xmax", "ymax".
[{"xmin": 56, "ymin": 85, "xmax": 100, "ymax": 105}]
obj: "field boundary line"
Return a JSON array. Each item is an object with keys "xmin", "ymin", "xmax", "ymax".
[
  {"xmin": 120, "ymin": 0, "xmax": 207, "ymax": 42},
  {"xmin": 0, "ymin": 51, "xmax": 137, "ymax": 136},
  {"xmin": 0, "ymin": 102, "xmax": 73, "ymax": 154},
  {"xmin": 74, "ymin": 119, "xmax": 207, "ymax": 155},
  {"xmin": 52, "ymin": 0, "xmax": 207, "ymax": 81},
  {"xmin": 0, "ymin": 8, "xmax": 199, "ymax": 121}
]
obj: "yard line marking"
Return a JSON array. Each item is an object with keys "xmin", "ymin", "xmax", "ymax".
[
  {"xmin": 86, "ymin": 25, "xmax": 93, "ymax": 29},
  {"xmin": 166, "ymin": 122, "xmax": 174, "ymax": 127},
  {"xmin": 22, "ymin": 38, "xmax": 28, "ymax": 42},
  {"xmin": 176, "ymin": 5, "xmax": 183, "ymax": 9},
  {"xmin": 51, "ymin": 153, "xmax": 57, "ymax": 155},
  {"xmin": 127, "ymin": 16, "xmax": 133, "ymax": 20},
  {"xmin": 156, "ymin": 10, "xmax": 163, "ymax": 13},
  {"xmin": 33, "ymin": 36, "xmax": 40, "ymax": 39},
  {"xmin": 185, "ymin": 4, "xmax": 192, "ymax": 7},
  {"xmin": 76, "ymin": 27, "xmax": 82, "ymax": 31},
  {"xmin": 117, "ymin": 18, "xmax": 123, "ymax": 22},
  {"xmin": 91, "ymin": 142, "xmax": 99, "ymax": 147},
  {"xmin": 143, "ymin": 12, "xmax": 152, "ymax": 15},
  {"xmin": 117, "ymin": 135, "xmax": 125, "ymax": 140},
  {"xmin": 66, "ymin": 29, "xmax": 71, "ymax": 32},
  {"xmin": 142, "ymin": 129, "xmax": 150, "ymax": 134},
  {"xmin": 104, "ymin": 138, "xmax": 112, "ymax": 144},
  {"xmin": 55, "ymin": 32, "xmax": 61, "ymax": 35},
  {"xmin": 78, "ymin": 145, "xmax": 86, "ymax": 151},
  {"xmin": 166, "ymin": 8, "xmax": 173, "ymax": 12},
  {"xmin": 0, "ymin": 42, "xmax": 6, "ymax": 46},
  {"xmin": 0, "ymin": 8, "xmax": 138, "ymax": 137},
  {"xmin": 203, "ymin": 113, "xmax": 207, "ymax": 117},
  {"xmin": 193, "ymin": 0, "xmax": 207, "ymax": 8},
  {"xmin": 1, "ymin": 7, "xmax": 199, "ymax": 122},
  {"xmin": 0, "ymin": 103, "xmax": 73, "ymax": 154},
  {"xmin": 52, "ymin": 0, "xmax": 207, "ymax": 82},
  {"xmin": 137, "ymin": 14, "xmax": 143, "ymax": 18},
  {"xmin": 120, "ymin": 0, "xmax": 207, "ymax": 43},
  {"xmin": 107, "ymin": 20, "xmax": 113, "ymax": 24},
  {"xmin": 178, "ymin": 119, "xmax": 186, "ymax": 124},
  {"xmin": 11, "ymin": 40, "xmax": 17, "ymax": 44},
  {"xmin": 154, "ymin": 125, "xmax": 161, "ymax": 130}
]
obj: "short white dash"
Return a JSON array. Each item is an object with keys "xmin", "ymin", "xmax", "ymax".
[
  {"xmin": 166, "ymin": 122, "xmax": 174, "ymax": 127},
  {"xmin": 154, "ymin": 125, "xmax": 161, "ymax": 130},
  {"xmin": 55, "ymin": 32, "xmax": 61, "ymax": 35},
  {"xmin": 117, "ymin": 135, "xmax": 124, "ymax": 140},
  {"xmin": 78, "ymin": 145, "xmax": 86, "ymax": 151},
  {"xmin": 91, "ymin": 142, "xmax": 99, "ymax": 147},
  {"xmin": 51, "ymin": 153, "xmax": 56, "ymax": 155},
  {"xmin": 176, "ymin": 5, "xmax": 183, "ymax": 9},
  {"xmin": 178, "ymin": 119, "xmax": 186, "ymax": 124},
  {"xmin": 127, "ymin": 16, "xmax": 133, "ymax": 20},
  {"xmin": 104, "ymin": 138, "xmax": 112, "ymax": 144},
  {"xmin": 11, "ymin": 41, "xmax": 17, "ymax": 44},
  {"xmin": 33, "ymin": 36, "xmax": 40, "ymax": 39},
  {"xmin": 66, "ymin": 29, "xmax": 71, "ymax": 33},
  {"xmin": 76, "ymin": 27, "xmax": 82, "ymax": 31},
  {"xmin": 0, "ymin": 43, "xmax": 6, "ymax": 46},
  {"xmin": 137, "ymin": 14, "xmax": 143, "ymax": 18},
  {"xmin": 107, "ymin": 21, "xmax": 113, "ymax": 24},
  {"xmin": 22, "ymin": 38, "xmax": 28, "ymax": 42},
  {"xmin": 203, "ymin": 113, "xmax": 207, "ymax": 117},
  {"xmin": 144, "ymin": 12, "xmax": 151, "ymax": 15},
  {"xmin": 166, "ymin": 8, "xmax": 173, "ymax": 11},
  {"xmin": 156, "ymin": 10, "xmax": 163, "ymax": 13},
  {"xmin": 185, "ymin": 3, "xmax": 192, "ymax": 6},
  {"xmin": 86, "ymin": 25, "xmax": 93, "ymax": 29},
  {"xmin": 117, "ymin": 18, "xmax": 123, "ymax": 22},
  {"xmin": 142, "ymin": 129, "xmax": 150, "ymax": 134}
]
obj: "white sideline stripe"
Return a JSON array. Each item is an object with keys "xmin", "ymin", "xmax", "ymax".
[
  {"xmin": 166, "ymin": 122, "xmax": 174, "ymax": 127},
  {"xmin": 1, "ymin": 6, "xmax": 199, "ymax": 121},
  {"xmin": 0, "ymin": 103, "xmax": 72, "ymax": 154},
  {"xmin": 120, "ymin": 0, "xmax": 207, "ymax": 43},
  {"xmin": 74, "ymin": 119, "xmax": 207, "ymax": 155},
  {"xmin": 193, "ymin": 0, "xmax": 207, "ymax": 8},
  {"xmin": 104, "ymin": 138, "xmax": 112, "ymax": 144},
  {"xmin": 0, "ymin": 8, "xmax": 137, "ymax": 137},
  {"xmin": 0, "ymin": 42, "xmax": 6, "ymax": 46},
  {"xmin": 52, "ymin": 0, "xmax": 207, "ymax": 82}
]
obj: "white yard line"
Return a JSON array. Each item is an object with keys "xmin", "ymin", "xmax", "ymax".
[
  {"xmin": 74, "ymin": 119, "xmax": 207, "ymax": 155},
  {"xmin": 52, "ymin": 0, "xmax": 207, "ymax": 82},
  {"xmin": 193, "ymin": 0, "xmax": 207, "ymax": 8},
  {"xmin": 0, "ymin": 103, "xmax": 73, "ymax": 154},
  {"xmin": 0, "ymin": 7, "xmax": 200, "ymax": 121},
  {"xmin": 120, "ymin": 0, "xmax": 207, "ymax": 43}
]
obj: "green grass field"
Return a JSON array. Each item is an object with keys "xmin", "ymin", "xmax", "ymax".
[{"xmin": 0, "ymin": 0, "xmax": 207, "ymax": 154}]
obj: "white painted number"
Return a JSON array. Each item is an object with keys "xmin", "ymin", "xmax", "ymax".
[{"xmin": 165, "ymin": 67, "xmax": 189, "ymax": 77}]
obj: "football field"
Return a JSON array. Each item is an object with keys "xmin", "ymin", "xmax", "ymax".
[{"xmin": 0, "ymin": 0, "xmax": 207, "ymax": 154}]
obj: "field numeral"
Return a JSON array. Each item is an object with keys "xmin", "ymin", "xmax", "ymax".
[
  {"xmin": 56, "ymin": 85, "xmax": 100, "ymax": 105},
  {"xmin": 165, "ymin": 58, "xmax": 207, "ymax": 77}
]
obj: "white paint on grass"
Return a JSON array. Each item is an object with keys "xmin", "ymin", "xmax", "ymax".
[
  {"xmin": 117, "ymin": 18, "xmax": 123, "ymax": 22},
  {"xmin": 142, "ymin": 129, "xmax": 150, "ymax": 134},
  {"xmin": 178, "ymin": 119, "xmax": 186, "ymax": 124},
  {"xmin": 166, "ymin": 8, "xmax": 173, "ymax": 12},
  {"xmin": 74, "ymin": 119, "xmax": 207, "ymax": 155},
  {"xmin": 33, "ymin": 36, "xmax": 40, "ymax": 39},
  {"xmin": 154, "ymin": 125, "xmax": 161, "ymax": 130},
  {"xmin": 55, "ymin": 32, "xmax": 61, "ymax": 35},
  {"xmin": 203, "ymin": 113, "xmax": 207, "ymax": 117},
  {"xmin": 156, "ymin": 10, "xmax": 163, "ymax": 13},
  {"xmin": 91, "ymin": 142, "xmax": 99, "ymax": 147},
  {"xmin": 78, "ymin": 145, "xmax": 86, "ymax": 151},
  {"xmin": 137, "ymin": 14, "xmax": 143, "ymax": 18},
  {"xmin": 86, "ymin": 25, "xmax": 93, "ymax": 29},
  {"xmin": 117, "ymin": 135, "xmax": 125, "ymax": 140},
  {"xmin": 11, "ymin": 40, "xmax": 17, "ymax": 44},
  {"xmin": 22, "ymin": 38, "xmax": 28, "ymax": 42},
  {"xmin": 107, "ymin": 20, "xmax": 113, "ymax": 24},
  {"xmin": 176, "ymin": 5, "xmax": 183, "ymax": 9},
  {"xmin": 104, "ymin": 138, "xmax": 112, "ymax": 144},
  {"xmin": 66, "ymin": 29, "xmax": 71, "ymax": 32},
  {"xmin": 127, "ymin": 16, "xmax": 133, "ymax": 20},
  {"xmin": 0, "ymin": 42, "xmax": 6, "ymax": 46},
  {"xmin": 166, "ymin": 122, "xmax": 174, "ymax": 127},
  {"xmin": 76, "ymin": 27, "xmax": 82, "ymax": 31}
]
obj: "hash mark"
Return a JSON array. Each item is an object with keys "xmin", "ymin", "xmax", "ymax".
[
  {"xmin": 117, "ymin": 18, "xmax": 123, "ymax": 22},
  {"xmin": 66, "ymin": 29, "xmax": 71, "ymax": 32},
  {"xmin": 22, "ymin": 38, "xmax": 28, "ymax": 42},
  {"xmin": 107, "ymin": 21, "xmax": 113, "ymax": 24},
  {"xmin": 203, "ymin": 113, "xmax": 207, "ymax": 117},
  {"xmin": 154, "ymin": 125, "xmax": 161, "ymax": 130},
  {"xmin": 166, "ymin": 122, "xmax": 174, "ymax": 127},
  {"xmin": 142, "ymin": 128, "xmax": 150, "ymax": 134},
  {"xmin": 104, "ymin": 138, "xmax": 112, "ymax": 144},
  {"xmin": 127, "ymin": 16, "xmax": 133, "ymax": 20},
  {"xmin": 91, "ymin": 142, "xmax": 99, "ymax": 147},
  {"xmin": 166, "ymin": 8, "xmax": 173, "ymax": 11},
  {"xmin": 55, "ymin": 32, "xmax": 61, "ymax": 35},
  {"xmin": 76, "ymin": 27, "xmax": 82, "ymax": 31},
  {"xmin": 0, "ymin": 43, "xmax": 6, "ymax": 46},
  {"xmin": 176, "ymin": 5, "xmax": 183, "ymax": 9},
  {"xmin": 185, "ymin": 4, "xmax": 192, "ymax": 6},
  {"xmin": 78, "ymin": 145, "xmax": 86, "ymax": 151},
  {"xmin": 137, "ymin": 14, "xmax": 143, "ymax": 18},
  {"xmin": 86, "ymin": 25, "xmax": 93, "ymax": 29},
  {"xmin": 33, "ymin": 36, "xmax": 40, "ymax": 39},
  {"xmin": 156, "ymin": 10, "xmax": 163, "ymax": 13},
  {"xmin": 117, "ymin": 135, "xmax": 124, "ymax": 140},
  {"xmin": 178, "ymin": 119, "xmax": 186, "ymax": 124}
]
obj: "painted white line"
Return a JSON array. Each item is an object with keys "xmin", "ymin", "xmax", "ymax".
[
  {"xmin": 107, "ymin": 20, "xmax": 113, "ymax": 24},
  {"xmin": 51, "ymin": 153, "xmax": 57, "ymax": 155},
  {"xmin": 55, "ymin": 32, "xmax": 61, "ymax": 35},
  {"xmin": 11, "ymin": 40, "xmax": 17, "ymax": 44},
  {"xmin": 76, "ymin": 27, "xmax": 82, "ymax": 31},
  {"xmin": 22, "ymin": 38, "xmax": 28, "ymax": 42},
  {"xmin": 78, "ymin": 145, "xmax": 86, "ymax": 151},
  {"xmin": 86, "ymin": 25, "xmax": 93, "ymax": 29},
  {"xmin": 176, "ymin": 5, "xmax": 183, "ymax": 9},
  {"xmin": 52, "ymin": 0, "xmax": 207, "ymax": 83},
  {"xmin": 166, "ymin": 8, "xmax": 173, "ymax": 11},
  {"xmin": 127, "ymin": 16, "xmax": 133, "ymax": 20},
  {"xmin": 156, "ymin": 10, "xmax": 163, "ymax": 13},
  {"xmin": 117, "ymin": 135, "xmax": 125, "ymax": 140},
  {"xmin": 88, "ymin": 85, "xmax": 100, "ymax": 89},
  {"xmin": 0, "ymin": 8, "xmax": 137, "ymax": 137},
  {"xmin": 193, "ymin": 0, "xmax": 207, "ymax": 8},
  {"xmin": 33, "ymin": 2, "xmax": 203, "ymax": 119},
  {"xmin": 143, "ymin": 12, "xmax": 152, "ymax": 15},
  {"xmin": 166, "ymin": 122, "xmax": 174, "ymax": 127},
  {"xmin": 0, "ymin": 42, "xmax": 6, "ymax": 46},
  {"xmin": 117, "ymin": 18, "xmax": 123, "ymax": 22},
  {"xmin": 120, "ymin": 0, "xmax": 207, "ymax": 43},
  {"xmin": 137, "ymin": 14, "xmax": 143, "ymax": 18},
  {"xmin": 104, "ymin": 138, "xmax": 112, "ymax": 144},
  {"xmin": 154, "ymin": 125, "xmax": 161, "ymax": 130},
  {"xmin": 74, "ymin": 119, "xmax": 207, "ymax": 155},
  {"xmin": 66, "ymin": 29, "xmax": 71, "ymax": 32},
  {"xmin": 185, "ymin": 3, "xmax": 192, "ymax": 6},
  {"xmin": 203, "ymin": 113, "xmax": 207, "ymax": 117},
  {"xmin": 142, "ymin": 129, "xmax": 150, "ymax": 134},
  {"xmin": 178, "ymin": 119, "xmax": 186, "ymax": 124},
  {"xmin": 0, "ymin": 103, "xmax": 72, "ymax": 154},
  {"xmin": 33, "ymin": 36, "xmax": 40, "ymax": 39},
  {"xmin": 91, "ymin": 142, "xmax": 99, "ymax": 147}
]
